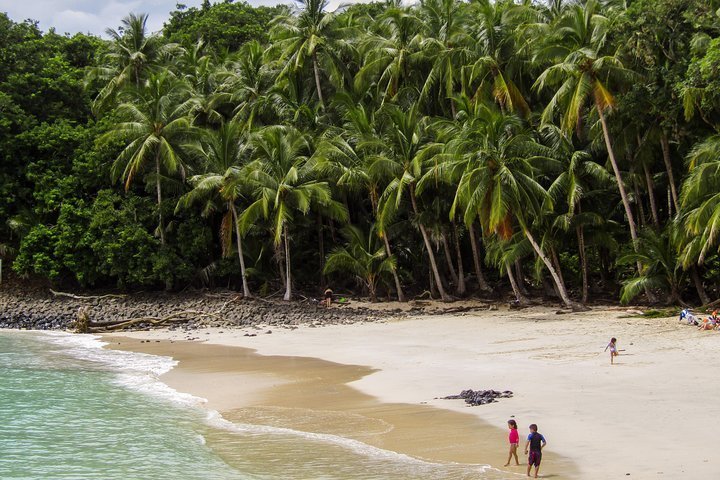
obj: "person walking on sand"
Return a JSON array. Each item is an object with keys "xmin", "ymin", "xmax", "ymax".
[
  {"xmin": 504, "ymin": 419, "xmax": 521, "ymax": 466},
  {"xmin": 605, "ymin": 337, "xmax": 619, "ymax": 364},
  {"xmin": 525, "ymin": 424, "xmax": 546, "ymax": 478}
]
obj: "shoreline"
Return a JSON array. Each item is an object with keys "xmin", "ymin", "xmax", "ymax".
[
  {"xmin": 105, "ymin": 306, "xmax": 720, "ymax": 479},
  {"xmin": 106, "ymin": 335, "xmax": 577, "ymax": 477}
]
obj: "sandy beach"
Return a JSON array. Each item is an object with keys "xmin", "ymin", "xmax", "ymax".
[{"xmin": 105, "ymin": 305, "xmax": 719, "ymax": 479}]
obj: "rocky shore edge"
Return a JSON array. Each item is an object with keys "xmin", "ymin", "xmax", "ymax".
[
  {"xmin": 0, "ymin": 276, "xmax": 549, "ymax": 333},
  {"xmin": 0, "ymin": 283, "xmax": 414, "ymax": 332}
]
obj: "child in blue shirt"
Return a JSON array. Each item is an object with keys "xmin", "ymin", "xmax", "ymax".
[{"xmin": 524, "ymin": 423, "xmax": 546, "ymax": 478}]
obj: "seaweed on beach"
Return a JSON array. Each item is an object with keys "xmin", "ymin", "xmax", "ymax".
[{"xmin": 443, "ymin": 389, "xmax": 514, "ymax": 406}]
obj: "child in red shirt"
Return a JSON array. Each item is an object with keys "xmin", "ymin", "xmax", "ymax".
[{"xmin": 504, "ymin": 419, "xmax": 520, "ymax": 466}]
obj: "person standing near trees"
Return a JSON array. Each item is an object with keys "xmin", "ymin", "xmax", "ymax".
[{"xmin": 323, "ymin": 288, "xmax": 333, "ymax": 307}]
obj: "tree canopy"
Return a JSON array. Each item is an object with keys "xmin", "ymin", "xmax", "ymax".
[{"xmin": 2, "ymin": 0, "xmax": 720, "ymax": 306}]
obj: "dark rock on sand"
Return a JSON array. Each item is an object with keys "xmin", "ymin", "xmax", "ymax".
[{"xmin": 443, "ymin": 389, "xmax": 514, "ymax": 406}]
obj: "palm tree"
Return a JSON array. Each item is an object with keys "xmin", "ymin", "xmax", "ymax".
[
  {"xmin": 545, "ymin": 125, "xmax": 611, "ymax": 303},
  {"xmin": 534, "ymin": 0, "xmax": 639, "ymax": 244},
  {"xmin": 465, "ymin": 0, "xmax": 532, "ymax": 115},
  {"xmin": 270, "ymin": 0, "xmax": 342, "ymax": 109},
  {"xmin": 679, "ymin": 134, "xmax": 720, "ymax": 266},
  {"xmin": 312, "ymin": 97, "xmax": 406, "ymax": 301},
  {"xmin": 323, "ymin": 224, "xmax": 396, "ymax": 301},
  {"xmin": 176, "ymin": 120, "xmax": 252, "ymax": 297},
  {"xmin": 89, "ymin": 13, "xmax": 174, "ymax": 113},
  {"xmin": 355, "ymin": 6, "xmax": 426, "ymax": 102},
  {"xmin": 533, "ymin": 1, "xmax": 656, "ymax": 301},
  {"xmin": 617, "ymin": 228, "xmax": 684, "ymax": 305},
  {"xmin": 105, "ymin": 72, "xmax": 198, "ymax": 245},
  {"xmin": 441, "ymin": 105, "xmax": 577, "ymax": 307},
  {"xmin": 239, "ymin": 125, "xmax": 347, "ymax": 301},
  {"xmin": 228, "ymin": 40, "xmax": 276, "ymax": 130},
  {"xmin": 371, "ymin": 105, "xmax": 451, "ymax": 301},
  {"xmin": 418, "ymin": 0, "xmax": 473, "ymax": 117}
]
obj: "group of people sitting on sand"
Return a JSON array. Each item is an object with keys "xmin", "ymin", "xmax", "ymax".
[{"xmin": 679, "ymin": 308, "xmax": 719, "ymax": 330}]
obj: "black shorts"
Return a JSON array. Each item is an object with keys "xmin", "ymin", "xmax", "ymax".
[{"xmin": 528, "ymin": 450, "xmax": 542, "ymax": 467}]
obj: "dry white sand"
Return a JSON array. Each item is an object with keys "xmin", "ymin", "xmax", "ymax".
[{"xmin": 109, "ymin": 305, "xmax": 719, "ymax": 479}]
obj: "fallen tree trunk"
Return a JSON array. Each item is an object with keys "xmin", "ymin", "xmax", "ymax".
[
  {"xmin": 71, "ymin": 296, "xmax": 241, "ymax": 333},
  {"xmin": 51, "ymin": 289, "xmax": 127, "ymax": 300}
]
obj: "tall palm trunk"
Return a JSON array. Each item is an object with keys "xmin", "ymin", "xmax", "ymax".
[
  {"xmin": 427, "ymin": 268, "xmax": 437, "ymax": 297},
  {"xmin": 367, "ymin": 275, "xmax": 378, "ymax": 302},
  {"xmin": 277, "ymin": 243, "xmax": 287, "ymax": 292},
  {"xmin": 382, "ymin": 234, "xmax": 406, "ymax": 302},
  {"xmin": 283, "ymin": 223, "xmax": 292, "ymax": 301},
  {"xmin": 312, "ymin": 51, "xmax": 325, "ymax": 109},
  {"xmin": 318, "ymin": 215, "xmax": 325, "ymax": 286},
  {"xmin": 506, "ymin": 261, "xmax": 529, "ymax": 305},
  {"xmin": 524, "ymin": 228, "xmax": 574, "ymax": 308},
  {"xmin": 550, "ymin": 247, "xmax": 566, "ymax": 292},
  {"xmin": 409, "ymin": 185, "xmax": 450, "ymax": 301},
  {"xmin": 469, "ymin": 222, "xmax": 492, "ymax": 292},
  {"xmin": 643, "ymin": 163, "xmax": 660, "ymax": 228},
  {"xmin": 577, "ymin": 224, "xmax": 589, "ymax": 304},
  {"xmin": 375, "ymin": 187, "xmax": 405, "ymax": 302},
  {"xmin": 155, "ymin": 153, "xmax": 165, "ymax": 245},
  {"xmin": 452, "ymin": 221, "xmax": 466, "ymax": 296},
  {"xmin": 515, "ymin": 260, "xmax": 529, "ymax": 296},
  {"xmin": 691, "ymin": 267, "xmax": 710, "ymax": 306},
  {"xmin": 134, "ymin": 63, "xmax": 141, "ymax": 89},
  {"xmin": 231, "ymin": 203, "xmax": 251, "ymax": 298},
  {"xmin": 597, "ymin": 107, "xmax": 638, "ymax": 243},
  {"xmin": 633, "ymin": 180, "xmax": 645, "ymax": 228},
  {"xmin": 441, "ymin": 232, "xmax": 459, "ymax": 285},
  {"xmin": 660, "ymin": 133, "xmax": 679, "ymax": 213},
  {"xmin": 597, "ymin": 107, "xmax": 657, "ymax": 303}
]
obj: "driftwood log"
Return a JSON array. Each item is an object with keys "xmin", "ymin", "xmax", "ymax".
[
  {"xmin": 71, "ymin": 296, "xmax": 241, "ymax": 333},
  {"xmin": 51, "ymin": 289, "xmax": 127, "ymax": 300}
]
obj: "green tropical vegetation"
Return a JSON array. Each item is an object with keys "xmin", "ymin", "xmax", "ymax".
[{"xmin": 2, "ymin": 0, "xmax": 720, "ymax": 306}]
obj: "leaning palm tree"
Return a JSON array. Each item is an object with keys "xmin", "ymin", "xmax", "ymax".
[
  {"xmin": 105, "ymin": 72, "xmax": 198, "ymax": 245},
  {"xmin": 176, "ymin": 120, "xmax": 252, "ymax": 297},
  {"xmin": 239, "ymin": 125, "xmax": 348, "ymax": 301},
  {"xmin": 545, "ymin": 125, "xmax": 611, "ymax": 303},
  {"xmin": 534, "ymin": 0, "xmax": 639, "ymax": 245},
  {"xmin": 443, "ymin": 106, "xmax": 577, "ymax": 307},
  {"xmin": 323, "ymin": 224, "xmax": 396, "ymax": 301}
]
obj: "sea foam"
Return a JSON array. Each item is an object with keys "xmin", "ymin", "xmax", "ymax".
[{"xmin": 35, "ymin": 331, "xmax": 207, "ymax": 408}]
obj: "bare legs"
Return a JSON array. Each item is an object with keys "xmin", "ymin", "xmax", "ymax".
[{"xmin": 504, "ymin": 444, "xmax": 519, "ymax": 466}]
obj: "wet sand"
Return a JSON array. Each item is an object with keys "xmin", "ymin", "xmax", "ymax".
[{"xmin": 106, "ymin": 336, "xmax": 577, "ymax": 478}]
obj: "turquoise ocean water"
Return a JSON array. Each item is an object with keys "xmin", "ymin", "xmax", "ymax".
[{"xmin": 0, "ymin": 330, "xmax": 510, "ymax": 479}]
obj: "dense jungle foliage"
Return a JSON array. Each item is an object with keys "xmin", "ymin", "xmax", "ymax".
[{"xmin": 2, "ymin": 0, "xmax": 720, "ymax": 306}]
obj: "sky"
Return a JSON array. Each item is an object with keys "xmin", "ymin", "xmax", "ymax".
[{"xmin": 0, "ymin": 0, "xmax": 287, "ymax": 37}]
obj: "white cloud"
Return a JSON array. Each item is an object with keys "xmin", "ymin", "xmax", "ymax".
[
  {"xmin": 0, "ymin": 0, "xmax": 371, "ymax": 37},
  {"xmin": 0, "ymin": 0, "xmax": 204, "ymax": 36}
]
